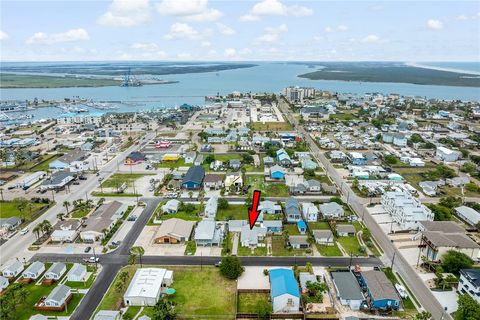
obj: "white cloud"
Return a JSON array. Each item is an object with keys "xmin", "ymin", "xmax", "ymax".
[
  {"xmin": 457, "ymin": 15, "xmax": 468, "ymax": 20},
  {"xmin": 156, "ymin": 0, "xmax": 222, "ymax": 22},
  {"xmin": 313, "ymin": 35, "xmax": 324, "ymax": 41},
  {"xmin": 337, "ymin": 25, "xmax": 348, "ymax": 31},
  {"xmin": 130, "ymin": 42, "xmax": 158, "ymax": 50},
  {"xmin": 361, "ymin": 34, "xmax": 380, "ymax": 43},
  {"xmin": 200, "ymin": 41, "xmax": 211, "ymax": 47},
  {"xmin": 26, "ymin": 28, "xmax": 89, "ymax": 45},
  {"xmin": 216, "ymin": 23, "xmax": 235, "ymax": 35},
  {"xmin": 324, "ymin": 26, "xmax": 333, "ymax": 33},
  {"xmin": 224, "ymin": 48, "xmax": 237, "ymax": 58},
  {"xmin": 98, "ymin": 0, "xmax": 151, "ymax": 27},
  {"xmin": 0, "ymin": 31, "xmax": 9, "ymax": 41},
  {"xmin": 427, "ymin": 19, "xmax": 443, "ymax": 29},
  {"xmin": 241, "ymin": 0, "xmax": 313, "ymax": 21},
  {"xmin": 164, "ymin": 23, "xmax": 200, "ymax": 40},
  {"xmin": 177, "ymin": 53, "xmax": 192, "ymax": 59},
  {"xmin": 256, "ymin": 23, "xmax": 288, "ymax": 43}
]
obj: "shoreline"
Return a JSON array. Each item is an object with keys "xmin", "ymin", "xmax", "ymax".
[{"xmin": 405, "ymin": 62, "xmax": 480, "ymax": 76}]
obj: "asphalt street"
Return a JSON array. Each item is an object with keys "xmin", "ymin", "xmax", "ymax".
[{"xmin": 277, "ymin": 99, "xmax": 451, "ymax": 320}]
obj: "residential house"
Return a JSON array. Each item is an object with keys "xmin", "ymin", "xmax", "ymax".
[
  {"xmin": 44, "ymin": 262, "xmax": 67, "ymax": 281},
  {"xmin": 80, "ymin": 142, "xmax": 94, "ymax": 151},
  {"xmin": 210, "ymin": 160, "xmax": 224, "ymax": 171},
  {"xmin": 154, "ymin": 218, "xmax": 194, "ymax": 244},
  {"xmin": 229, "ymin": 159, "xmax": 242, "ymax": 170},
  {"xmin": 359, "ymin": 271, "xmax": 400, "ymax": 311},
  {"xmin": 276, "ymin": 149, "xmax": 292, "ymax": 166},
  {"xmin": 319, "ymin": 202, "xmax": 344, "ymax": 219},
  {"xmin": 194, "ymin": 154, "xmax": 204, "ymax": 166},
  {"xmin": 331, "ymin": 271, "xmax": 364, "ymax": 310},
  {"xmin": 161, "ymin": 199, "xmax": 181, "ymax": 214},
  {"xmin": 337, "ymin": 224, "xmax": 356, "ymax": 237},
  {"xmin": 263, "ymin": 156, "xmax": 274, "ymax": 167},
  {"xmin": 269, "ymin": 268, "xmax": 300, "ymax": 313},
  {"xmin": 0, "ymin": 217, "xmax": 21, "ymax": 230},
  {"xmin": 301, "ymin": 159, "xmax": 318, "ymax": 170},
  {"xmin": 44, "ymin": 284, "xmax": 72, "ymax": 308},
  {"xmin": 224, "ymin": 172, "xmax": 243, "ymax": 192},
  {"xmin": 263, "ymin": 220, "xmax": 283, "ymax": 234},
  {"xmin": 302, "ymin": 202, "xmax": 319, "ymax": 222},
  {"xmin": 270, "ymin": 165, "xmax": 285, "ymax": 180},
  {"xmin": 51, "ymin": 219, "xmax": 81, "ymax": 242},
  {"xmin": 0, "ymin": 276, "xmax": 8, "ymax": 293},
  {"xmin": 459, "ymin": 269, "xmax": 480, "ymax": 303},
  {"xmin": 80, "ymin": 201, "xmax": 127, "ymax": 242},
  {"xmin": 22, "ymin": 261, "xmax": 45, "ymax": 280},
  {"xmin": 184, "ymin": 152, "xmax": 197, "ymax": 164},
  {"xmin": 289, "ymin": 235, "xmax": 309, "ymax": 249},
  {"xmin": 299, "ymin": 272, "xmax": 318, "ymax": 294},
  {"xmin": 125, "ymin": 152, "xmax": 146, "ymax": 165},
  {"xmin": 285, "ymin": 198, "xmax": 302, "ymax": 223},
  {"xmin": 49, "ymin": 149, "xmax": 87, "ymax": 172},
  {"xmin": 194, "ymin": 220, "xmax": 224, "ymax": 246},
  {"xmin": 392, "ymin": 133, "xmax": 407, "ymax": 147},
  {"xmin": 435, "ymin": 146, "xmax": 460, "ymax": 162},
  {"xmin": 297, "ymin": 220, "xmax": 307, "ymax": 234},
  {"xmin": 203, "ymin": 174, "xmax": 224, "ymax": 190},
  {"xmin": 182, "ymin": 166, "xmax": 205, "ymax": 190},
  {"xmin": 258, "ymin": 200, "xmax": 282, "ymax": 215},
  {"xmin": 39, "ymin": 171, "xmax": 75, "ymax": 191},
  {"xmin": 446, "ymin": 177, "xmax": 470, "ymax": 187},
  {"xmin": 348, "ymin": 152, "xmax": 367, "ymax": 165},
  {"xmin": 307, "ymin": 179, "xmax": 321, "ymax": 192},
  {"xmin": 313, "ymin": 230, "xmax": 334, "ymax": 246},
  {"xmin": 67, "ymin": 263, "xmax": 87, "ymax": 282},
  {"xmin": 204, "ymin": 196, "xmax": 218, "ymax": 220},
  {"xmin": 381, "ymin": 190, "xmax": 434, "ymax": 230},
  {"xmin": 228, "ymin": 220, "xmax": 247, "ymax": 232},
  {"xmin": 240, "ymin": 224, "xmax": 267, "ymax": 247},
  {"xmin": 455, "ymin": 206, "xmax": 480, "ymax": 227},
  {"xmin": 94, "ymin": 310, "xmax": 121, "ymax": 320},
  {"xmin": 2, "ymin": 260, "xmax": 24, "ymax": 278},
  {"xmin": 420, "ymin": 228, "xmax": 479, "ymax": 261}
]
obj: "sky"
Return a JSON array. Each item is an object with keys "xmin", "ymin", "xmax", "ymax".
[{"xmin": 0, "ymin": 0, "xmax": 479, "ymax": 62}]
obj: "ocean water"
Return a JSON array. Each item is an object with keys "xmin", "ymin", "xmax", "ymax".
[{"xmin": 1, "ymin": 62, "xmax": 479, "ymax": 123}]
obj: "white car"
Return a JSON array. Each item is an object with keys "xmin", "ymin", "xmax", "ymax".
[
  {"xmin": 20, "ymin": 228, "xmax": 29, "ymax": 235},
  {"xmin": 86, "ymin": 257, "xmax": 99, "ymax": 263}
]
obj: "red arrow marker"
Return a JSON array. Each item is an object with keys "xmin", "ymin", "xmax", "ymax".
[{"xmin": 248, "ymin": 190, "xmax": 262, "ymax": 230}]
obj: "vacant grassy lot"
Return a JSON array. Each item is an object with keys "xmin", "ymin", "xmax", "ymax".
[
  {"xmin": 237, "ymin": 292, "xmax": 271, "ymax": 313},
  {"xmin": 316, "ymin": 243, "xmax": 343, "ymax": 256},
  {"xmin": 337, "ymin": 236, "xmax": 366, "ymax": 256},
  {"xmin": 250, "ymin": 122, "xmax": 292, "ymax": 131},
  {"xmin": 308, "ymin": 221, "xmax": 331, "ymax": 230},
  {"xmin": 216, "ymin": 204, "xmax": 246, "ymax": 220},
  {"xmin": 96, "ymin": 265, "xmax": 137, "ymax": 311},
  {"xmin": 237, "ymin": 244, "xmax": 267, "ymax": 256},
  {"xmin": 272, "ymin": 235, "xmax": 310, "ymax": 256},
  {"xmin": 165, "ymin": 267, "xmax": 236, "ymax": 318},
  {"xmin": 101, "ymin": 173, "xmax": 153, "ymax": 188},
  {"xmin": 155, "ymin": 158, "xmax": 192, "ymax": 169},
  {"xmin": 26, "ymin": 154, "xmax": 62, "ymax": 172},
  {"xmin": 284, "ymin": 224, "xmax": 301, "ymax": 236},
  {"xmin": 0, "ymin": 200, "xmax": 48, "ymax": 220},
  {"xmin": 245, "ymin": 175, "xmax": 289, "ymax": 197},
  {"xmin": 70, "ymin": 206, "xmax": 93, "ymax": 219},
  {"xmin": 157, "ymin": 203, "xmax": 203, "ymax": 222}
]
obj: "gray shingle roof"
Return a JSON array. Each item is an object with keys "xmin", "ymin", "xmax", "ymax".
[
  {"xmin": 361, "ymin": 270, "xmax": 399, "ymax": 301},
  {"xmin": 46, "ymin": 284, "xmax": 70, "ymax": 303},
  {"xmin": 182, "ymin": 165, "xmax": 205, "ymax": 185},
  {"xmin": 331, "ymin": 271, "xmax": 364, "ymax": 300}
]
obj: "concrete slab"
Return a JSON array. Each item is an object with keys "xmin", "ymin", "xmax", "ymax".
[
  {"xmin": 432, "ymin": 290, "xmax": 458, "ymax": 314},
  {"xmin": 237, "ymin": 266, "xmax": 271, "ymax": 290}
]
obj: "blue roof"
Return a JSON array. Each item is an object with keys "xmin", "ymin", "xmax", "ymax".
[
  {"xmin": 297, "ymin": 220, "xmax": 306, "ymax": 229},
  {"xmin": 269, "ymin": 268, "xmax": 300, "ymax": 298}
]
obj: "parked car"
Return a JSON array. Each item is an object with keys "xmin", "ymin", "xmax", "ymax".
[
  {"xmin": 84, "ymin": 246, "xmax": 91, "ymax": 253},
  {"xmin": 20, "ymin": 228, "xmax": 29, "ymax": 235},
  {"xmin": 73, "ymin": 181, "xmax": 80, "ymax": 185},
  {"xmin": 85, "ymin": 256, "xmax": 99, "ymax": 263},
  {"xmin": 79, "ymin": 176, "xmax": 87, "ymax": 180},
  {"xmin": 127, "ymin": 215, "xmax": 137, "ymax": 221}
]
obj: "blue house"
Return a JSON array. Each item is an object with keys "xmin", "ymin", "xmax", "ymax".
[
  {"xmin": 276, "ymin": 149, "xmax": 292, "ymax": 166},
  {"xmin": 270, "ymin": 165, "xmax": 285, "ymax": 180},
  {"xmin": 297, "ymin": 220, "xmax": 307, "ymax": 234},
  {"xmin": 359, "ymin": 270, "xmax": 400, "ymax": 311},
  {"xmin": 269, "ymin": 268, "xmax": 300, "ymax": 312},
  {"xmin": 349, "ymin": 152, "xmax": 367, "ymax": 165},
  {"xmin": 181, "ymin": 165, "xmax": 205, "ymax": 190}
]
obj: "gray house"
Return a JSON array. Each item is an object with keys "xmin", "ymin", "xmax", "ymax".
[
  {"xmin": 313, "ymin": 230, "xmax": 334, "ymax": 246},
  {"xmin": 319, "ymin": 202, "xmax": 344, "ymax": 219},
  {"xmin": 2, "ymin": 260, "xmax": 24, "ymax": 278},
  {"xmin": 285, "ymin": 198, "xmax": 302, "ymax": 223},
  {"xmin": 337, "ymin": 225, "xmax": 356, "ymax": 237},
  {"xmin": 194, "ymin": 220, "xmax": 224, "ymax": 246},
  {"xmin": 44, "ymin": 262, "xmax": 67, "ymax": 280},
  {"xmin": 22, "ymin": 261, "xmax": 45, "ymax": 280},
  {"xmin": 44, "ymin": 284, "xmax": 71, "ymax": 307},
  {"xmin": 331, "ymin": 271, "xmax": 364, "ymax": 310}
]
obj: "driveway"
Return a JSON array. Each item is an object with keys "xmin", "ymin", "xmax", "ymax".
[
  {"xmin": 237, "ymin": 266, "xmax": 271, "ymax": 290},
  {"xmin": 195, "ymin": 245, "xmax": 222, "ymax": 256}
]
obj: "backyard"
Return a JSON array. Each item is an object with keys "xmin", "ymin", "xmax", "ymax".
[
  {"xmin": 245, "ymin": 175, "xmax": 289, "ymax": 197},
  {"xmin": 0, "ymin": 200, "xmax": 49, "ymax": 220},
  {"xmin": 271, "ymin": 235, "xmax": 311, "ymax": 256},
  {"xmin": 216, "ymin": 204, "xmax": 246, "ymax": 220},
  {"xmin": 237, "ymin": 292, "xmax": 271, "ymax": 314}
]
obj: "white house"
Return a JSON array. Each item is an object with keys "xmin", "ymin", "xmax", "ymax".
[
  {"xmin": 44, "ymin": 262, "xmax": 67, "ymax": 281},
  {"xmin": 313, "ymin": 230, "xmax": 334, "ymax": 246},
  {"xmin": 319, "ymin": 202, "xmax": 344, "ymax": 219},
  {"xmin": 161, "ymin": 199, "xmax": 180, "ymax": 214},
  {"xmin": 331, "ymin": 271, "xmax": 364, "ymax": 310},
  {"xmin": 44, "ymin": 284, "xmax": 71, "ymax": 307},
  {"xmin": 436, "ymin": 146, "xmax": 460, "ymax": 162},
  {"xmin": 94, "ymin": 310, "xmax": 121, "ymax": 320},
  {"xmin": 381, "ymin": 190, "xmax": 434, "ymax": 230},
  {"xmin": 392, "ymin": 133, "xmax": 407, "ymax": 147},
  {"xmin": 302, "ymin": 202, "xmax": 319, "ymax": 222},
  {"xmin": 2, "ymin": 260, "xmax": 24, "ymax": 278},
  {"xmin": 124, "ymin": 268, "xmax": 173, "ymax": 306},
  {"xmin": 459, "ymin": 269, "xmax": 480, "ymax": 304},
  {"xmin": 67, "ymin": 263, "xmax": 87, "ymax": 282},
  {"xmin": 0, "ymin": 276, "xmax": 9, "ymax": 292},
  {"xmin": 270, "ymin": 268, "xmax": 300, "ymax": 313},
  {"xmin": 455, "ymin": 206, "xmax": 480, "ymax": 227},
  {"xmin": 22, "ymin": 261, "xmax": 45, "ymax": 280},
  {"xmin": 204, "ymin": 196, "xmax": 218, "ymax": 220}
]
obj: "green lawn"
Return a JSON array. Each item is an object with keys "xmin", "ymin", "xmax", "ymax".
[
  {"xmin": 65, "ymin": 273, "xmax": 94, "ymax": 288},
  {"xmin": 337, "ymin": 236, "xmax": 366, "ymax": 256},
  {"xmin": 216, "ymin": 204, "xmax": 246, "ymax": 221},
  {"xmin": 28, "ymin": 154, "xmax": 62, "ymax": 172},
  {"xmin": 244, "ymin": 175, "xmax": 290, "ymax": 197},
  {"xmin": 165, "ymin": 267, "xmax": 236, "ymax": 318},
  {"xmin": 316, "ymin": 243, "xmax": 343, "ymax": 256},
  {"xmin": 123, "ymin": 306, "xmax": 142, "ymax": 319},
  {"xmin": 245, "ymin": 175, "xmax": 265, "ymax": 191},
  {"xmin": 155, "ymin": 158, "xmax": 192, "ymax": 169},
  {"xmin": 250, "ymin": 122, "xmax": 292, "ymax": 131},
  {"xmin": 237, "ymin": 292, "xmax": 271, "ymax": 313},
  {"xmin": 91, "ymin": 192, "xmax": 141, "ymax": 197},
  {"xmin": 263, "ymin": 213, "xmax": 283, "ymax": 220},
  {"xmin": 184, "ymin": 241, "xmax": 197, "ymax": 255},
  {"xmin": 70, "ymin": 206, "xmax": 93, "ymax": 219},
  {"xmin": 285, "ymin": 224, "xmax": 301, "ymax": 236},
  {"xmin": 96, "ymin": 266, "xmax": 137, "ymax": 311},
  {"xmin": 0, "ymin": 201, "xmax": 48, "ymax": 220},
  {"xmin": 101, "ymin": 173, "xmax": 153, "ymax": 188},
  {"xmin": 383, "ymin": 268, "xmax": 416, "ymax": 313},
  {"xmin": 159, "ymin": 206, "xmax": 202, "ymax": 222},
  {"xmin": 308, "ymin": 222, "xmax": 330, "ymax": 230},
  {"xmin": 237, "ymin": 244, "xmax": 267, "ymax": 256}
]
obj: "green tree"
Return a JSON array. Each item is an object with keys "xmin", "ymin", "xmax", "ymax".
[
  {"xmin": 384, "ymin": 155, "xmax": 398, "ymax": 165},
  {"xmin": 414, "ymin": 311, "xmax": 432, "ymax": 320},
  {"xmin": 218, "ymin": 197, "xmax": 229, "ymax": 210},
  {"xmin": 441, "ymin": 250, "xmax": 473, "ymax": 274},
  {"xmin": 130, "ymin": 246, "xmax": 145, "ymax": 268},
  {"xmin": 128, "ymin": 252, "xmax": 137, "ymax": 265},
  {"xmin": 256, "ymin": 300, "xmax": 271, "ymax": 319},
  {"xmin": 439, "ymin": 196, "xmax": 462, "ymax": 209},
  {"xmin": 455, "ymin": 294, "xmax": 480, "ymax": 320},
  {"xmin": 152, "ymin": 298, "xmax": 177, "ymax": 320},
  {"xmin": 63, "ymin": 201, "xmax": 70, "ymax": 215},
  {"xmin": 219, "ymin": 256, "xmax": 244, "ymax": 279}
]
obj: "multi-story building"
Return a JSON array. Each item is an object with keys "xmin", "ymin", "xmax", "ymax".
[
  {"xmin": 381, "ymin": 190, "xmax": 434, "ymax": 230},
  {"xmin": 283, "ymin": 86, "xmax": 316, "ymax": 103},
  {"xmin": 459, "ymin": 269, "xmax": 480, "ymax": 303}
]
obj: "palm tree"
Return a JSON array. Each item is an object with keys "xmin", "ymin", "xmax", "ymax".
[
  {"xmin": 57, "ymin": 213, "xmax": 64, "ymax": 221},
  {"xmin": 131, "ymin": 246, "xmax": 145, "ymax": 268},
  {"xmin": 63, "ymin": 201, "xmax": 70, "ymax": 215},
  {"xmin": 97, "ymin": 197, "xmax": 105, "ymax": 207},
  {"xmin": 32, "ymin": 225, "xmax": 41, "ymax": 239},
  {"xmin": 128, "ymin": 252, "xmax": 137, "ymax": 265},
  {"xmin": 86, "ymin": 199, "xmax": 93, "ymax": 208},
  {"xmin": 41, "ymin": 220, "xmax": 52, "ymax": 235}
]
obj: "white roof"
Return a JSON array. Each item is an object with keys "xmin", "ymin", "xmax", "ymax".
[
  {"xmin": 437, "ymin": 146, "xmax": 457, "ymax": 155},
  {"xmin": 124, "ymin": 268, "xmax": 169, "ymax": 299},
  {"xmin": 455, "ymin": 206, "xmax": 480, "ymax": 225}
]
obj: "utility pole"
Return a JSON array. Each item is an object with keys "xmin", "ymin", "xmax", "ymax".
[{"xmin": 51, "ymin": 189, "xmax": 55, "ymax": 202}]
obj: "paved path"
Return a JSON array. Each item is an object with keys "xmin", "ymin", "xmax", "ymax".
[{"xmin": 277, "ymin": 99, "xmax": 451, "ymax": 320}]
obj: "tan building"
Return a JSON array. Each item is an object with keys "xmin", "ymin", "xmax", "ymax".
[{"xmin": 153, "ymin": 218, "xmax": 195, "ymax": 244}]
